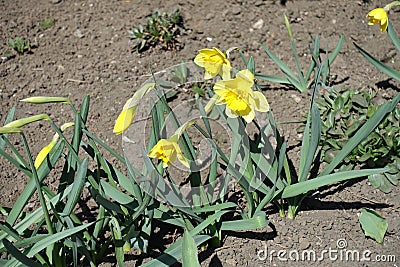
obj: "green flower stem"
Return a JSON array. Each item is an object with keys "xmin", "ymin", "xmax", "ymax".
[
  {"xmin": 20, "ymin": 133, "xmax": 54, "ymax": 235},
  {"xmin": 48, "ymin": 120, "xmax": 81, "ymax": 164},
  {"xmin": 384, "ymin": 1, "xmax": 400, "ymax": 11}
]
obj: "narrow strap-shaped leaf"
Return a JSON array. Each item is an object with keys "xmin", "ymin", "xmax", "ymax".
[
  {"xmin": 328, "ymin": 34, "xmax": 344, "ymax": 64},
  {"xmin": 246, "ymin": 56, "xmax": 255, "ymax": 74},
  {"xmin": 110, "ymin": 218, "xmax": 124, "ymax": 267},
  {"xmin": 63, "ymin": 157, "xmax": 88, "ymax": 215},
  {"xmin": 141, "ymin": 235, "xmax": 211, "ymax": 267},
  {"xmin": 189, "ymin": 210, "xmax": 231, "ymax": 236},
  {"xmin": 388, "ymin": 21, "xmax": 400, "ymax": 54},
  {"xmin": 0, "ymin": 234, "xmax": 47, "ymax": 254},
  {"xmin": 0, "ymin": 223, "xmax": 22, "ymax": 242},
  {"xmin": 305, "ymin": 35, "xmax": 319, "ymax": 81},
  {"xmin": 298, "ymin": 104, "xmax": 321, "ymax": 182},
  {"xmin": 192, "ymin": 202, "xmax": 236, "ymax": 213},
  {"xmin": 281, "ymin": 167, "xmax": 390, "ymax": 198},
  {"xmin": 221, "ymin": 211, "xmax": 268, "ymax": 231},
  {"xmin": 182, "ymin": 231, "xmax": 201, "ymax": 267},
  {"xmin": 6, "ymin": 141, "xmax": 64, "ymax": 225},
  {"xmin": 254, "ymin": 74, "xmax": 290, "ymax": 84},
  {"xmin": 26, "ymin": 221, "xmax": 96, "ymax": 257},
  {"xmin": 2, "ymin": 239, "xmax": 43, "ymax": 267},
  {"xmin": 100, "ymin": 179, "xmax": 136, "ymax": 206},
  {"xmin": 354, "ymin": 42, "xmax": 400, "ymax": 81},
  {"xmin": 261, "ymin": 43, "xmax": 298, "ymax": 82},
  {"xmin": 290, "ymin": 40, "xmax": 306, "ymax": 89}
]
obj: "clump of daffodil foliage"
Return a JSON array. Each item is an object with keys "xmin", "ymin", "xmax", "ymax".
[{"xmin": 129, "ymin": 9, "xmax": 184, "ymax": 52}]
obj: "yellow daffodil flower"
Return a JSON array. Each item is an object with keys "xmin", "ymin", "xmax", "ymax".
[
  {"xmin": 194, "ymin": 47, "xmax": 231, "ymax": 80},
  {"xmin": 148, "ymin": 121, "xmax": 195, "ymax": 168},
  {"xmin": 366, "ymin": 8, "xmax": 388, "ymax": 32},
  {"xmin": 113, "ymin": 83, "xmax": 155, "ymax": 135},
  {"xmin": 113, "ymin": 107, "xmax": 136, "ymax": 135},
  {"xmin": 148, "ymin": 136, "xmax": 189, "ymax": 168},
  {"xmin": 213, "ymin": 69, "xmax": 270, "ymax": 123},
  {"xmin": 34, "ymin": 140, "xmax": 57, "ymax": 169},
  {"xmin": 34, "ymin": 122, "xmax": 74, "ymax": 169}
]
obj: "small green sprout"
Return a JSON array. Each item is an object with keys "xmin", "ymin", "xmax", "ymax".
[
  {"xmin": 8, "ymin": 37, "xmax": 30, "ymax": 55},
  {"xmin": 39, "ymin": 18, "xmax": 55, "ymax": 31},
  {"xmin": 129, "ymin": 9, "xmax": 184, "ymax": 52}
]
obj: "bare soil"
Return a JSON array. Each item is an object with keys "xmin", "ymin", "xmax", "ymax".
[{"xmin": 1, "ymin": 0, "xmax": 399, "ymax": 266}]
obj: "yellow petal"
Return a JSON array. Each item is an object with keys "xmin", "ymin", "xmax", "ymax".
[
  {"xmin": 221, "ymin": 64, "xmax": 232, "ymax": 80},
  {"xmin": 113, "ymin": 107, "xmax": 136, "ymax": 135},
  {"xmin": 224, "ymin": 105, "xmax": 238, "ymax": 119},
  {"xmin": 380, "ymin": 18, "xmax": 388, "ymax": 32},
  {"xmin": 236, "ymin": 69, "xmax": 254, "ymax": 87},
  {"xmin": 251, "ymin": 91, "xmax": 270, "ymax": 112},
  {"xmin": 242, "ymin": 110, "xmax": 255, "ymax": 123},
  {"xmin": 173, "ymin": 143, "xmax": 189, "ymax": 168},
  {"xmin": 34, "ymin": 142, "xmax": 55, "ymax": 169}
]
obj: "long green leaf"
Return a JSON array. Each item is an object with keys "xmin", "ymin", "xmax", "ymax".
[
  {"xmin": 281, "ymin": 167, "xmax": 390, "ymax": 198},
  {"xmin": 189, "ymin": 210, "xmax": 231, "ymax": 236},
  {"xmin": 100, "ymin": 180, "xmax": 136, "ymax": 205},
  {"xmin": 182, "ymin": 231, "xmax": 201, "ymax": 267},
  {"xmin": 0, "ymin": 234, "xmax": 47, "ymax": 254},
  {"xmin": 299, "ymin": 104, "xmax": 321, "ymax": 182},
  {"xmin": 0, "ymin": 184, "xmax": 73, "ymax": 249},
  {"xmin": 26, "ymin": 221, "xmax": 96, "ymax": 257},
  {"xmin": 192, "ymin": 202, "xmax": 236, "ymax": 213},
  {"xmin": 261, "ymin": 43, "xmax": 298, "ymax": 82},
  {"xmin": 110, "ymin": 218, "xmax": 124, "ymax": 267},
  {"xmin": 2, "ymin": 240, "xmax": 43, "ymax": 267},
  {"xmin": 354, "ymin": 42, "xmax": 400, "ymax": 81},
  {"xmin": 328, "ymin": 34, "xmax": 344, "ymax": 64},
  {"xmin": 141, "ymin": 235, "xmax": 211, "ymax": 267},
  {"xmin": 254, "ymin": 74, "xmax": 290, "ymax": 84},
  {"xmin": 63, "ymin": 157, "xmax": 88, "ymax": 215},
  {"xmin": 221, "ymin": 212, "xmax": 268, "ymax": 231},
  {"xmin": 388, "ymin": 21, "xmax": 400, "ymax": 54},
  {"xmin": 6, "ymin": 141, "xmax": 64, "ymax": 225}
]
